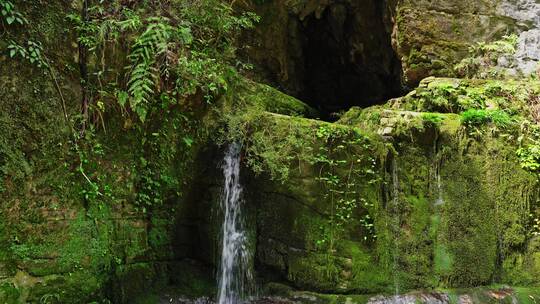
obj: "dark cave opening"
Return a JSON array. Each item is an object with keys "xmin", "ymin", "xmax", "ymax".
[{"xmin": 298, "ymin": 1, "xmax": 404, "ymax": 119}]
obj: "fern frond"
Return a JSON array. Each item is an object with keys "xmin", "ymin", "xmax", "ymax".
[{"xmin": 125, "ymin": 17, "xmax": 176, "ymax": 121}]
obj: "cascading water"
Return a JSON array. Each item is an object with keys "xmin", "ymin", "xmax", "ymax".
[{"xmin": 217, "ymin": 143, "xmax": 254, "ymax": 304}]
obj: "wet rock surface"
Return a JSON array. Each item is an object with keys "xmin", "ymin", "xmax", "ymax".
[{"xmin": 152, "ymin": 287, "xmax": 537, "ymax": 304}]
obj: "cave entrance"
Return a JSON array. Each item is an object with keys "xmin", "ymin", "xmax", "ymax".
[{"xmin": 298, "ymin": 1, "xmax": 403, "ymax": 119}]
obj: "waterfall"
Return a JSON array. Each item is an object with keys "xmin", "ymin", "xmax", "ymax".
[{"xmin": 217, "ymin": 143, "xmax": 253, "ymax": 304}]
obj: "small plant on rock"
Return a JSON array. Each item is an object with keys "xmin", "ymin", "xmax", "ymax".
[
  {"xmin": 455, "ymin": 34, "xmax": 518, "ymax": 79},
  {"xmin": 421, "ymin": 113, "xmax": 445, "ymax": 127}
]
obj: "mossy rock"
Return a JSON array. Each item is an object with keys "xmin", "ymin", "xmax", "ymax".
[
  {"xmin": 395, "ymin": 1, "xmax": 520, "ymax": 85},
  {"xmin": 111, "ymin": 263, "xmax": 160, "ymax": 303},
  {"xmin": 392, "ymin": 77, "xmax": 540, "ymax": 117},
  {"xmin": 222, "ymin": 77, "xmax": 318, "ymax": 118}
]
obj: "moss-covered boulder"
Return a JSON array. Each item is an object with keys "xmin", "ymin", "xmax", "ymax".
[
  {"xmin": 216, "ymin": 77, "xmax": 540, "ymax": 294},
  {"xmin": 336, "ymin": 78, "xmax": 540, "ymax": 289}
]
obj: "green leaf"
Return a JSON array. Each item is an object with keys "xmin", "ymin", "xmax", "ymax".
[
  {"xmin": 178, "ymin": 26, "xmax": 193, "ymax": 44},
  {"xmin": 182, "ymin": 137, "xmax": 193, "ymax": 147},
  {"xmin": 136, "ymin": 106, "xmax": 147, "ymax": 122},
  {"xmin": 117, "ymin": 90, "xmax": 128, "ymax": 106}
]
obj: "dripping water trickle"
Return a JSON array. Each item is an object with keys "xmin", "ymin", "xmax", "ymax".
[
  {"xmin": 433, "ymin": 141, "xmax": 444, "ymax": 207},
  {"xmin": 217, "ymin": 143, "xmax": 254, "ymax": 304},
  {"xmin": 434, "ymin": 168, "xmax": 444, "ymax": 206},
  {"xmin": 391, "ymin": 158, "xmax": 400, "ymax": 300}
]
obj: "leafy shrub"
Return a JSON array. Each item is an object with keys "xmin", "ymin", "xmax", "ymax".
[
  {"xmin": 7, "ymin": 40, "xmax": 48, "ymax": 69},
  {"xmin": 489, "ymin": 109, "xmax": 514, "ymax": 127},
  {"xmin": 517, "ymin": 144, "xmax": 540, "ymax": 172}
]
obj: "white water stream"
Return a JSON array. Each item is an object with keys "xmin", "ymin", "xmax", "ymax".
[{"xmin": 217, "ymin": 143, "xmax": 253, "ymax": 304}]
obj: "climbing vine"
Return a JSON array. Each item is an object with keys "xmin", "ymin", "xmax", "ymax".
[
  {"xmin": 310, "ymin": 125, "xmax": 380, "ymax": 252},
  {"xmin": 0, "ymin": 0, "xmax": 27, "ymax": 26}
]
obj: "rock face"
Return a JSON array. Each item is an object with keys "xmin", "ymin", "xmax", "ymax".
[
  {"xmin": 395, "ymin": 0, "xmax": 540, "ymax": 85},
  {"xmin": 497, "ymin": 0, "xmax": 540, "ymax": 75},
  {"xmin": 244, "ymin": 0, "xmax": 540, "ymax": 92},
  {"xmin": 235, "ymin": 79, "xmax": 540, "ymax": 293},
  {"xmin": 178, "ymin": 78, "xmax": 540, "ymax": 295},
  {"xmin": 241, "ymin": 0, "xmax": 403, "ymax": 113}
]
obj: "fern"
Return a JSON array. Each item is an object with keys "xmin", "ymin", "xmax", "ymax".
[
  {"xmin": 126, "ymin": 17, "xmax": 174, "ymax": 121},
  {"xmin": 116, "ymin": 9, "xmax": 142, "ymax": 32},
  {"xmin": 72, "ymin": 1, "xmax": 259, "ymax": 125}
]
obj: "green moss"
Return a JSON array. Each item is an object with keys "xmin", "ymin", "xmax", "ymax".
[
  {"xmin": 401, "ymin": 195, "xmax": 434, "ymax": 289},
  {"xmin": 503, "ymin": 238, "xmax": 540, "ymax": 285},
  {"xmin": 439, "ymin": 114, "xmax": 462, "ymax": 135},
  {"xmin": 114, "ymin": 263, "xmax": 157, "ymax": 301},
  {"xmin": 238, "ymin": 108, "xmax": 388, "ymax": 293},
  {"xmin": 422, "ymin": 113, "xmax": 445, "ymax": 127},
  {"xmin": 334, "ymin": 98, "xmax": 538, "ymax": 290},
  {"xmin": 168, "ymin": 260, "xmax": 215, "ymax": 298},
  {"xmin": 382, "ymin": 143, "xmax": 436, "ymax": 291},
  {"xmin": 287, "ymin": 253, "xmax": 341, "ymax": 292},
  {"xmin": 348, "ymin": 243, "xmax": 390, "ymax": 293},
  {"xmin": 434, "ymin": 244, "xmax": 453, "ymax": 275},
  {"xmin": 221, "ymin": 77, "xmax": 318, "ymax": 118},
  {"xmin": 394, "ymin": 78, "xmax": 540, "ymax": 118},
  {"xmin": 0, "ymin": 282, "xmax": 19, "ymax": 304},
  {"xmin": 25, "ymin": 271, "xmax": 103, "ymax": 303},
  {"xmin": 513, "ymin": 287, "xmax": 540, "ymax": 304},
  {"xmin": 441, "ymin": 151, "xmax": 497, "ymax": 286}
]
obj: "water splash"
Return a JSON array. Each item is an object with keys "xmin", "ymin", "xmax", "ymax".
[{"xmin": 217, "ymin": 143, "xmax": 253, "ymax": 304}]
